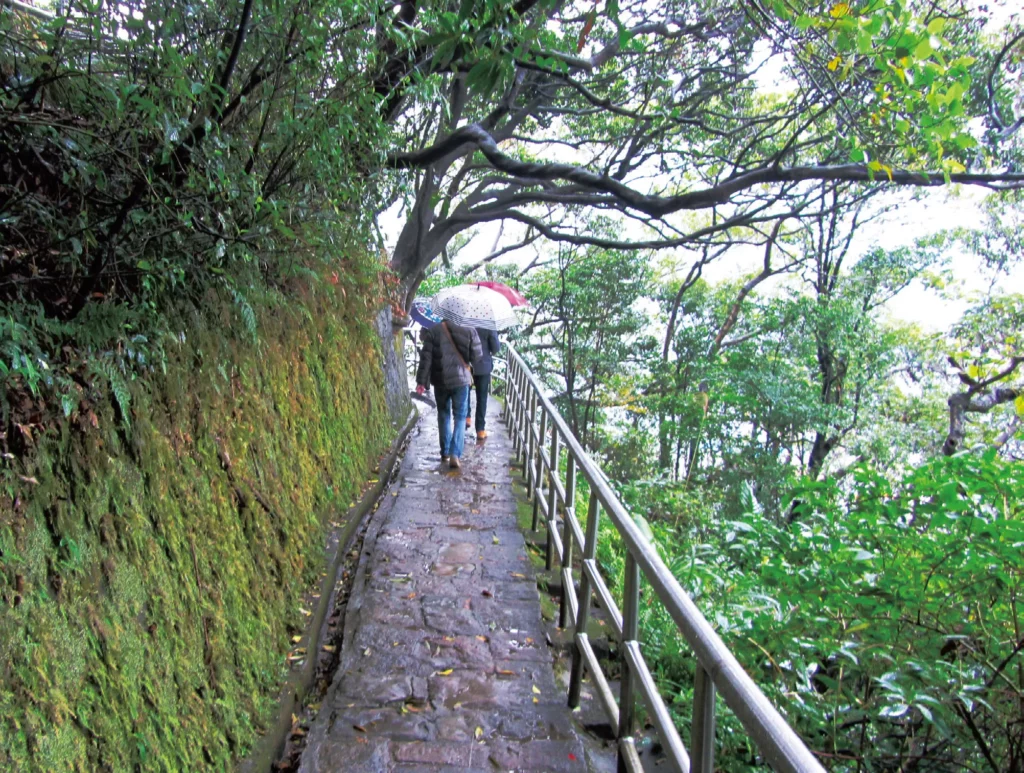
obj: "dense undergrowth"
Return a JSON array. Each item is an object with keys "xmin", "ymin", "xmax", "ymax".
[
  {"xmin": 590, "ymin": 453, "xmax": 1024, "ymax": 771},
  {"xmin": 0, "ymin": 277, "xmax": 394, "ymax": 770}
]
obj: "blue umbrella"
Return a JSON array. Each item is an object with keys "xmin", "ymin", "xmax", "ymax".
[{"xmin": 410, "ymin": 297, "xmax": 443, "ymax": 328}]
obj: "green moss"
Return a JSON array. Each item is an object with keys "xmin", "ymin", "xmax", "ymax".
[{"xmin": 0, "ymin": 286, "xmax": 394, "ymax": 771}]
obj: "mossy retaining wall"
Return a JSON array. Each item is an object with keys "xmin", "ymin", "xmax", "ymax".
[{"xmin": 0, "ymin": 287, "xmax": 398, "ymax": 771}]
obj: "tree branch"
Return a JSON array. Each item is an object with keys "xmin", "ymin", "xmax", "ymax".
[{"xmin": 386, "ymin": 123, "xmax": 1024, "ymax": 218}]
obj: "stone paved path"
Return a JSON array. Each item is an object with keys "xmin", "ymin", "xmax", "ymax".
[{"xmin": 299, "ymin": 399, "xmax": 590, "ymax": 772}]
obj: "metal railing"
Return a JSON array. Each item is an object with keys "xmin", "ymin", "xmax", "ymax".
[{"xmin": 501, "ymin": 345, "xmax": 825, "ymax": 773}]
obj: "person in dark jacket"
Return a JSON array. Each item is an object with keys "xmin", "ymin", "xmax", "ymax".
[
  {"xmin": 466, "ymin": 327, "xmax": 500, "ymax": 439},
  {"xmin": 415, "ymin": 322, "xmax": 483, "ymax": 469}
]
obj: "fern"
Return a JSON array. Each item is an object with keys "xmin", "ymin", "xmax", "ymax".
[
  {"xmin": 230, "ymin": 287, "xmax": 259, "ymax": 343},
  {"xmin": 93, "ymin": 359, "xmax": 132, "ymax": 428}
]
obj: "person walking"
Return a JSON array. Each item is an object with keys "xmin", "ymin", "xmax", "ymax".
[
  {"xmin": 416, "ymin": 322, "xmax": 482, "ymax": 470},
  {"xmin": 466, "ymin": 327, "xmax": 500, "ymax": 439}
]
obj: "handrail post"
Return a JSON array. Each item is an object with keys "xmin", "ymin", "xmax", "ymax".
[
  {"xmin": 510, "ymin": 359, "xmax": 522, "ymax": 458},
  {"xmin": 618, "ymin": 552, "xmax": 640, "ymax": 752},
  {"xmin": 525, "ymin": 389, "xmax": 538, "ymax": 500},
  {"xmin": 505, "ymin": 355, "xmax": 516, "ymax": 434},
  {"xmin": 532, "ymin": 406, "xmax": 548, "ymax": 531},
  {"xmin": 692, "ymin": 666, "xmax": 716, "ymax": 773},
  {"xmin": 558, "ymin": 455, "xmax": 577, "ymax": 629},
  {"xmin": 515, "ymin": 363, "xmax": 526, "ymax": 461},
  {"xmin": 568, "ymin": 489, "xmax": 599, "ymax": 708},
  {"xmin": 545, "ymin": 427, "xmax": 561, "ymax": 570}
]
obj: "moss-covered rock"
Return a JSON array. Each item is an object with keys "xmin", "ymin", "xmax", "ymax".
[{"xmin": 0, "ymin": 287, "xmax": 394, "ymax": 771}]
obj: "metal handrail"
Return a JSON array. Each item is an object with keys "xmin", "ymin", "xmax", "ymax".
[{"xmin": 501, "ymin": 344, "xmax": 825, "ymax": 773}]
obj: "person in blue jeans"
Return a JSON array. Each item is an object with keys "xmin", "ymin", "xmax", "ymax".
[
  {"xmin": 466, "ymin": 327, "xmax": 500, "ymax": 439},
  {"xmin": 415, "ymin": 322, "xmax": 482, "ymax": 470}
]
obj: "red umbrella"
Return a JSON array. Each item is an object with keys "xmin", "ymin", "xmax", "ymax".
[{"xmin": 468, "ymin": 281, "xmax": 528, "ymax": 307}]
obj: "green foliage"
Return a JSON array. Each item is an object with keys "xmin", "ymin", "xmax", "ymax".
[
  {"xmin": 597, "ymin": 452, "xmax": 1024, "ymax": 770},
  {"xmin": 515, "ymin": 234, "xmax": 652, "ymax": 444},
  {"xmin": 716, "ymin": 451, "xmax": 1024, "ymax": 770},
  {"xmin": 769, "ymin": 0, "xmax": 1003, "ymax": 175},
  {"xmin": 0, "ymin": 0, "xmax": 387, "ymax": 321}
]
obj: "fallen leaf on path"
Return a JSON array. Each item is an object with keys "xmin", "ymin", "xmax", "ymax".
[
  {"xmin": 353, "ymin": 724, "xmax": 367, "ymax": 733},
  {"xmin": 532, "ymin": 685, "xmax": 541, "ymax": 694},
  {"xmin": 291, "ymin": 635, "xmax": 302, "ymax": 644},
  {"xmin": 322, "ymin": 644, "xmax": 336, "ymax": 653},
  {"xmin": 437, "ymin": 668, "xmax": 453, "ymax": 676},
  {"xmin": 474, "ymin": 726, "xmax": 483, "ymax": 739}
]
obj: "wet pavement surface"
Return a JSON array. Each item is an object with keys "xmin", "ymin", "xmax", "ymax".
[{"xmin": 298, "ymin": 400, "xmax": 592, "ymax": 772}]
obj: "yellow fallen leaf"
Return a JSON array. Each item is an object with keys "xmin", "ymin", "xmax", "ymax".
[
  {"xmin": 322, "ymin": 644, "xmax": 336, "ymax": 653},
  {"xmin": 437, "ymin": 668, "xmax": 453, "ymax": 676},
  {"xmin": 299, "ymin": 607, "xmax": 312, "ymax": 616},
  {"xmin": 532, "ymin": 685, "xmax": 541, "ymax": 695},
  {"xmin": 532, "ymin": 697, "xmax": 539, "ymax": 704},
  {"xmin": 476, "ymin": 635, "xmax": 488, "ymax": 642},
  {"xmin": 492, "ymin": 535, "xmax": 500, "ymax": 544},
  {"xmin": 474, "ymin": 726, "xmax": 483, "ymax": 739},
  {"xmin": 291, "ymin": 635, "xmax": 302, "ymax": 644}
]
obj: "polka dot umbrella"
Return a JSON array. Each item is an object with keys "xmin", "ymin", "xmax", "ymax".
[
  {"xmin": 468, "ymin": 281, "xmax": 528, "ymax": 307},
  {"xmin": 430, "ymin": 285, "xmax": 520, "ymax": 331}
]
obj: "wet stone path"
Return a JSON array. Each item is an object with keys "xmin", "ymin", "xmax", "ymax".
[{"xmin": 298, "ymin": 400, "xmax": 590, "ymax": 772}]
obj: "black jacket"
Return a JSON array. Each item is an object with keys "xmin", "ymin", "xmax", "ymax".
[
  {"xmin": 473, "ymin": 327, "xmax": 500, "ymax": 375},
  {"xmin": 416, "ymin": 324, "xmax": 483, "ymax": 390}
]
